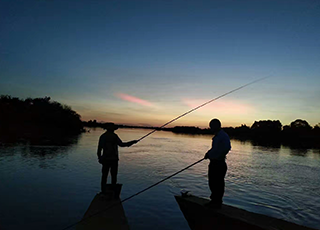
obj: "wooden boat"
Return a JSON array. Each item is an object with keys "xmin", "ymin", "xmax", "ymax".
[
  {"xmin": 77, "ymin": 184, "xmax": 129, "ymax": 230},
  {"xmin": 175, "ymin": 194, "xmax": 317, "ymax": 230}
]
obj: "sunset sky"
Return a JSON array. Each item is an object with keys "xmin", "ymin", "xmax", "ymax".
[{"xmin": 1, "ymin": 0, "xmax": 320, "ymax": 128}]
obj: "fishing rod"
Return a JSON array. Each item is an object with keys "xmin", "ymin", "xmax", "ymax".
[
  {"xmin": 61, "ymin": 157, "xmax": 205, "ymax": 230},
  {"xmin": 137, "ymin": 76, "xmax": 269, "ymax": 141}
]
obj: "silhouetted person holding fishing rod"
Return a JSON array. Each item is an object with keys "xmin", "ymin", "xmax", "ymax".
[
  {"xmin": 97, "ymin": 122, "xmax": 138, "ymax": 194},
  {"xmin": 204, "ymin": 119, "xmax": 231, "ymax": 208}
]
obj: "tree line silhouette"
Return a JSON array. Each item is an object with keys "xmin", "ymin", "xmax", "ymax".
[
  {"xmin": 225, "ymin": 120, "xmax": 320, "ymax": 148},
  {"xmin": 0, "ymin": 95, "xmax": 84, "ymax": 144},
  {"xmin": 1, "ymin": 95, "xmax": 319, "ymax": 148},
  {"xmin": 85, "ymin": 119, "xmax": 320, "ymax": 149}
]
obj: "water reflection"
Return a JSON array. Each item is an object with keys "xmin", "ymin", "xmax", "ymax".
[
  {"xmin": 250, "ymin": 139, "xmax": 281, "ymax": 149},
  {"xmin": 0, "ymin": 128, "xmax": 320, "ymax": 230},
  {"xmin": 171, "ymin": 132, "xmax": 316, "ymax": 154},
  {"xmin": 311, "ymin": 149, "xmax": 320, "ymax": 160},
  {"xmin": 175, "ymin": 133, "xmax": 320, "ymax": 157},
  {"xmin": 0, "ymin": 132, "xmax": 82, "ymax": 146},
  {"xmin": 0, "ymin": 134, "xmax": 81, "ymax": 169},
  {"xmin": 289, "ymin": 148, "xmax": 309, "ymax": 156},
  {"xmin": 282, "ymin": 141, "xmax": 320, "ymax": 150}
]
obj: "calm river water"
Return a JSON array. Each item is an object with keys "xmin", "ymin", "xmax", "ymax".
[{"xmin": 0, "ymin": 128, "xmax": 319, "ymax": 230}]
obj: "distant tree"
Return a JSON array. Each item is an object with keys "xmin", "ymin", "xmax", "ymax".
[
  {"xmin": 312, "ymin": 123, "xmax": 320, "ymax": 136},
  {"xmin": 290, "ymin": 119, "xmax": 312, "ymax": 130},
  {"xmin": 237, "ymin": 124, "xmax": 250, "ymax": 131},
  {"xmin": 282, "ymin": 125, "xmax": 290, "ymax": 130},
  {"xmin": 251, "ymin": 120, "xmax": 282, "ymax": 138},
  {"xmin": 233, "ymin": 124, "xmax": 250, "ymax": 137},
  {"xmin": 84, "ymin": 119, "xmax": 100, "ymax": 127},
  {"xmin": 0, "ymin": 95, "xmax": 84, "ymax": 138},
  {"xmin": 280, "ymin": 119, "xmax": 319, "ymax": 148},
  {"xmin": 313, "ymin": 123, "xmax": 320, "ymax": 129}
]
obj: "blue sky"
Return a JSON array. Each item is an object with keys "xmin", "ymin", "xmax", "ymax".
[{"xmin": 1, "ymin": 0, "xmax": 319, "ymax": 127}]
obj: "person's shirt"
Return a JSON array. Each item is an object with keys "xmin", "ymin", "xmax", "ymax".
[
  {"xmin": 206, "ymin": 129, "xmax": 231, "ymax": 161},
  {"xmin": 97, "ymin": 131, "xmax": 126, "ymax": 161}
]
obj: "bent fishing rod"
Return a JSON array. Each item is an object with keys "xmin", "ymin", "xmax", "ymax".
[
  {"xmin": 60, "ymin": 76, "xmax": 269, "ymax": 230},
  {"xmin": 137, "ymin": 76, "xmax": 269, "ymax": 142}
]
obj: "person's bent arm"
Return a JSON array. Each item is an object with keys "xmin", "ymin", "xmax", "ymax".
[{"xmin": 205, "ymin": 136, "xmax": 230, "ymax": 160}]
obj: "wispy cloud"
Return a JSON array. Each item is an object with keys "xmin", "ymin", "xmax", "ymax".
[
  {"xmin": 116, "ymin": 93, "xmax": 155, "ymax": 107},
  {"xmin": 182, "ymin": 98, "xmax": 255, "ymax": 114}
]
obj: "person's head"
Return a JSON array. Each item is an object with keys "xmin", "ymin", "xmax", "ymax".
[
  {"xmin": 103, "ymin": 122, "xmax": 118, "ymax": 132},
  {"xmin": 209, "ymin": 118, "xmax": 221, "ymax": 133}
]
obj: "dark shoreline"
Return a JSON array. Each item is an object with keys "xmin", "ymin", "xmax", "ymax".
[
  {"xmin": 84, "ymin": 121, "xmax": 320, "ymax": 150},
  {"xmin": 0, "ymin": 96, "xmax": 84, "ymax": 145}
]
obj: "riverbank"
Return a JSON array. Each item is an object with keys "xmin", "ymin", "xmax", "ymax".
[
  {"xmin": 83, "ymin": 120, "xmax": 320, "ymax": 149},
  {"xmin": 0, "ymin": 95, "xmax": 84, "ymax": 145}
]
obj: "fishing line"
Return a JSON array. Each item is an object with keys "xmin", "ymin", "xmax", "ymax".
[{"xmin": 137, "ymin": 76, "xmax": 269, "ymax": 141}]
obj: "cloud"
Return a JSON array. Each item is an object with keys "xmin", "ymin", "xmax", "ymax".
[
  {"xmin": 116, "ymin": 93, "xmax": 155, "ymax": 107},
  {"xmin": 182, "ymin": 98, "xmax": 255, "ymax": 114}
]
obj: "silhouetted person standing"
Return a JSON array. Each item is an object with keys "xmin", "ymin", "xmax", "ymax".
[
  {"xmin": 97, "ymin": 123, "xmax": 138, "ymax": 193},
  {"xmin": 204, "ymin": 119, "xmax": 231, "ymax": 208}
]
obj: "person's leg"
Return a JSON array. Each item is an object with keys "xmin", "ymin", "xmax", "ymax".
[
  {"xmin": 208, "ymin": 162, "xmax": 219, "ymax": 202},
  {"xmin": 216, "ymin": 162, "xmax": 227, "ymax": 204},
  {"xmin": 208, "ymin": 161, "xmax": 227, "ymax": 206},
  {"xmin": 101, "ymin": 162, "xmax": 111, "ymax": 193},
  {"xmin": 110, "ymin": 161, "xmax": 119, "ymax": 185}
]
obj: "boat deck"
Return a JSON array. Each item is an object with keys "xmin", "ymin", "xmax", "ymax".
[
  {"xmin": 77, "ymin": 185, "xmax": 129, "ymax": 230},
  {"xmin": 175, "ymin": 195, "xmax": 317, "ymax": 230}
]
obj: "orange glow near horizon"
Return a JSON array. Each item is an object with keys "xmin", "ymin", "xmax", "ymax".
[
  {"xmin": 79, "ymin": 97, "xmax": 256, "ymax": 127},
  {"xmin": 117, "ymin": 93, "xmax": 155, "ymax": 107},
  {"xmin": 79, "ymin": 96, "xmax": 257, "ymax": 128}
]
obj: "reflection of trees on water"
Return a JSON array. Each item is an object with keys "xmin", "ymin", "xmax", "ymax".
[
  {"xmin": 289, "ymin": 148, "xmax": 309, "ymax": 156},
  {"xmin": 28, "ymin": 133, "xmax": 82, "ymax": 146},
  {"xmin": 313, "ymin": 149, "xmax": 320, "ymax": 154},
  {"xmin": 0, "ymin": 132, "xmax": 82, "ymax": 146},
  {"xmin": 0, "ymin": 135, "xmax": 81, "ymax": 169},
  {"xmin": 21, "ymin": 145, "xmax": 72, "ymax": 169},
  {"xmin": 311, "ymin": 150, "xmax": 320, "ymax": 160},
  {"xmin": 242, "ymin": 138, "xmax": 281, "ymax": 149},
  {"xmin": 235, "ymin": 139, "xmax": 318, "ymax": 156},
  {"xmin": 251, "ymin": 143, "xmax": 281, "ymax": 155}
]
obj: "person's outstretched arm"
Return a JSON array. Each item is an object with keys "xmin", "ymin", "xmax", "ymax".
[{"xmin": 117, "ymin": 136, "xmax": 138, "ymax": 147}]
